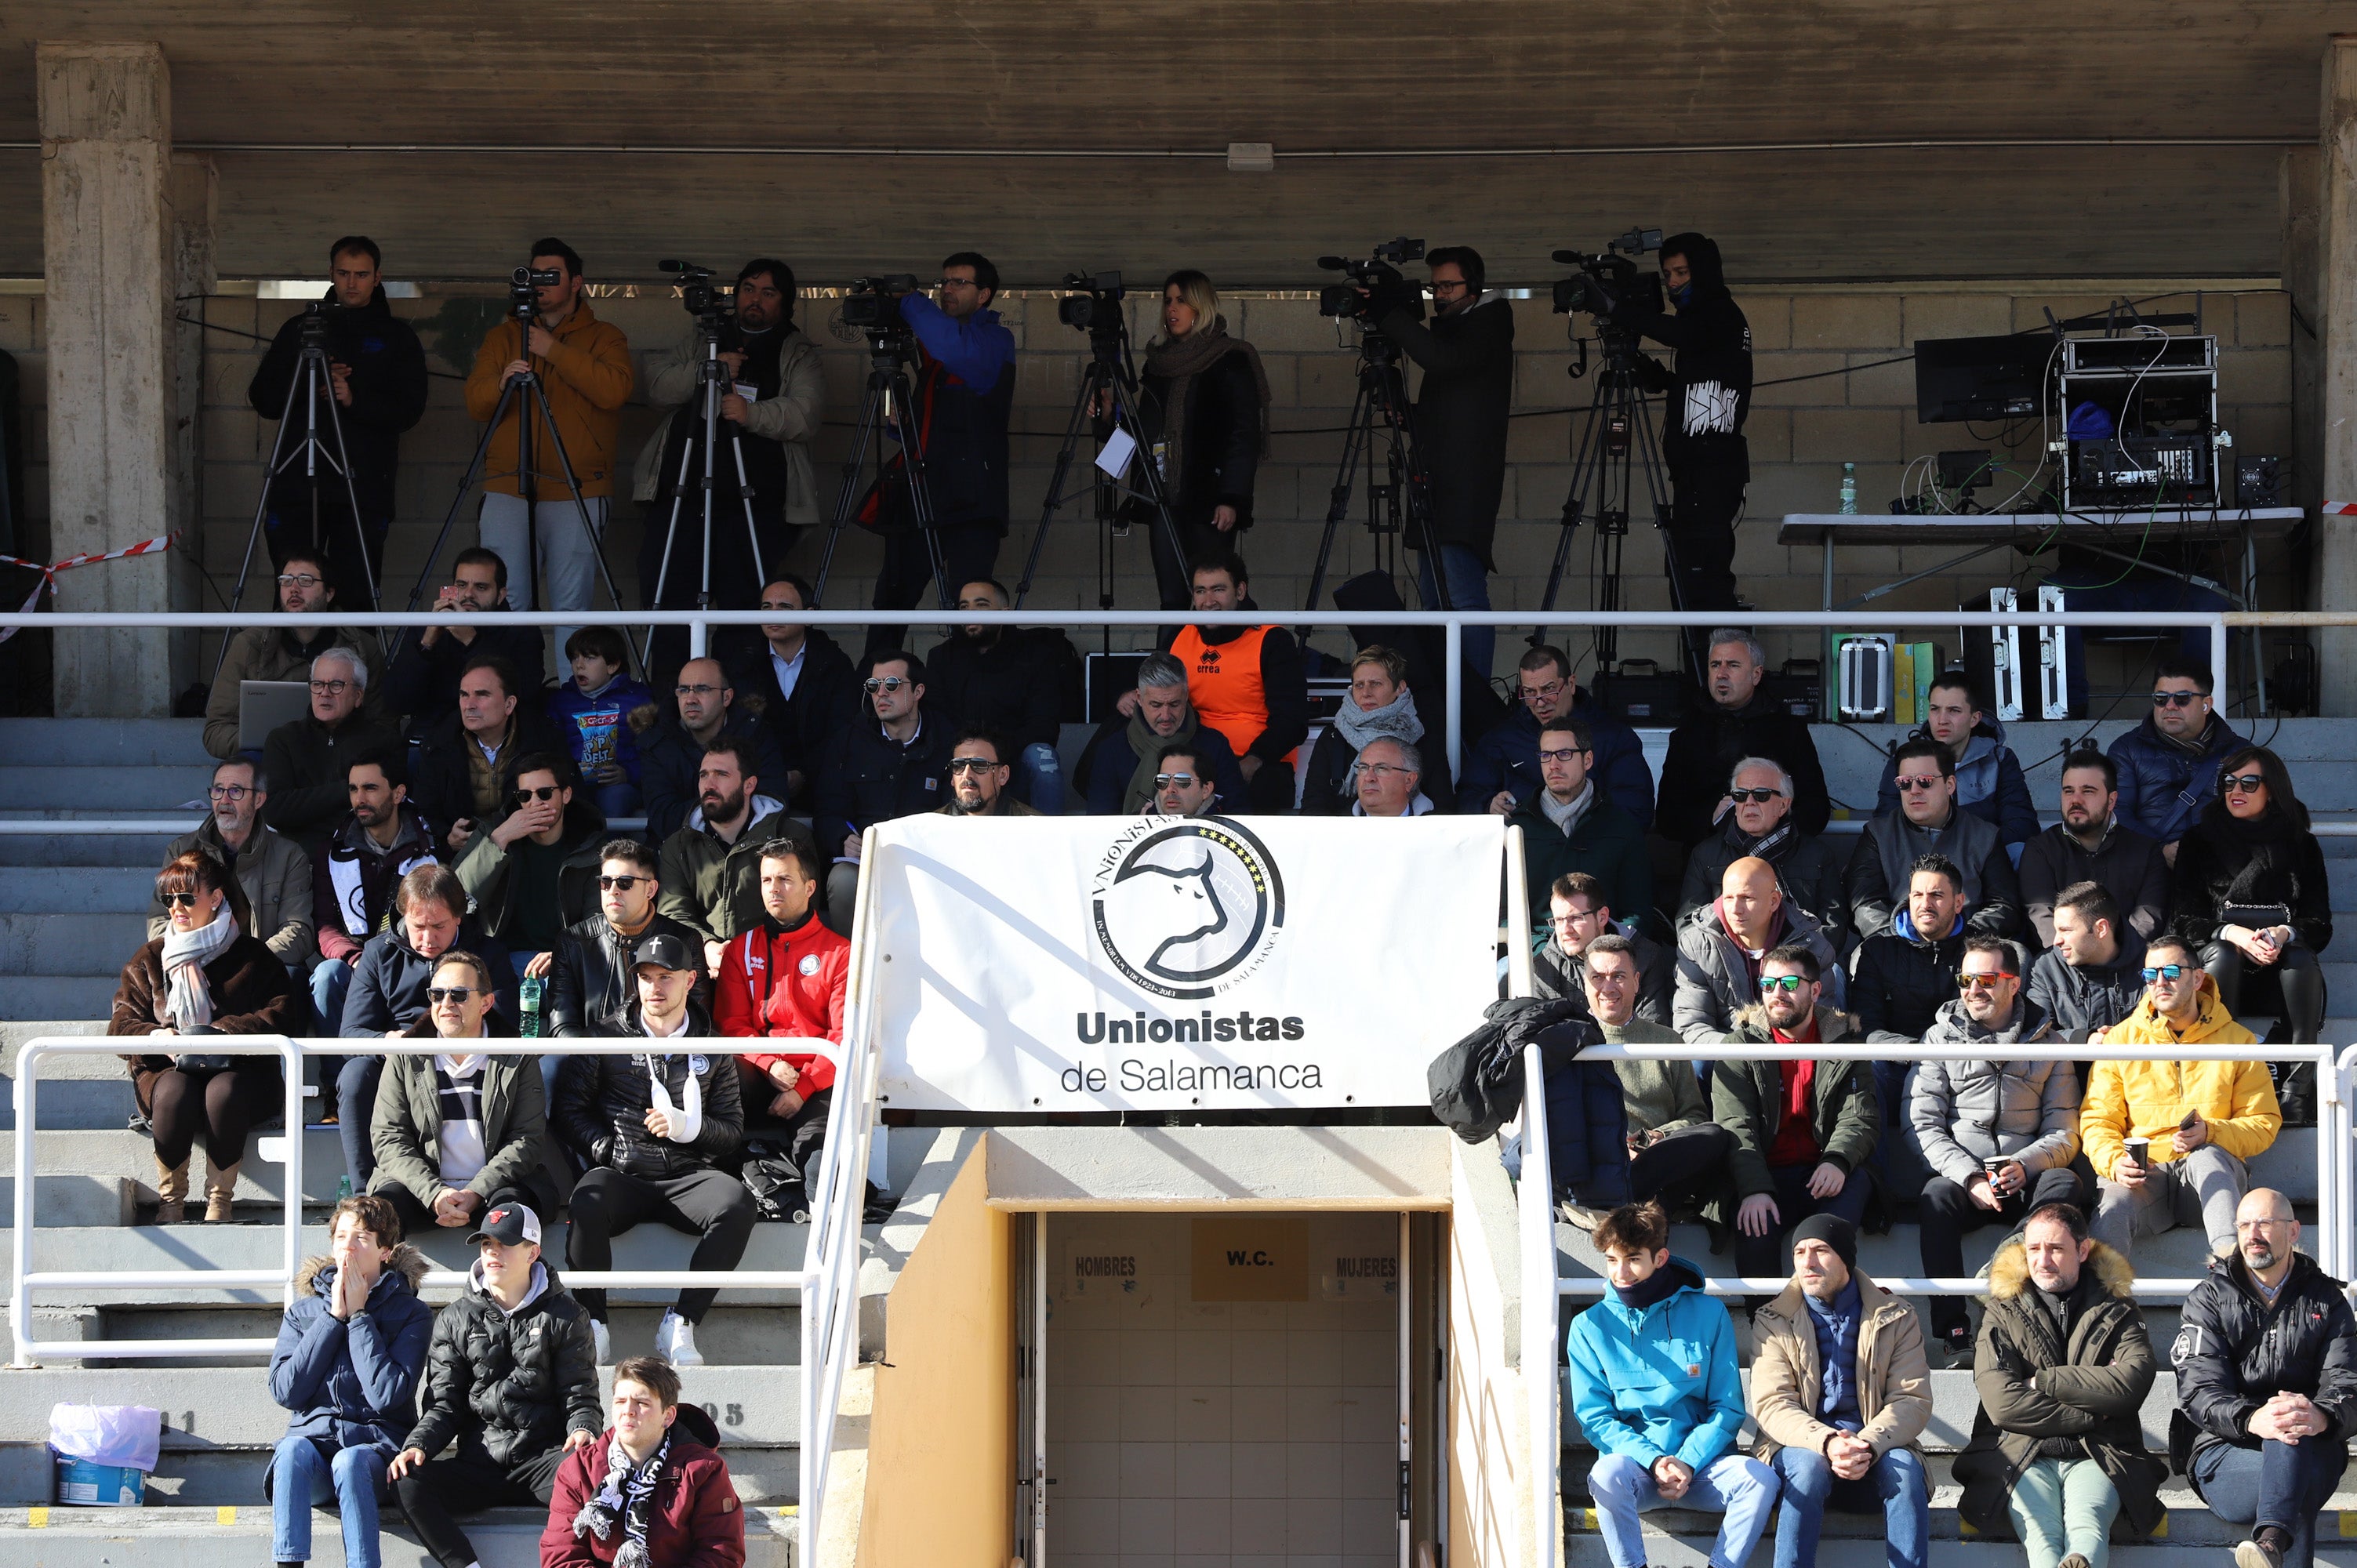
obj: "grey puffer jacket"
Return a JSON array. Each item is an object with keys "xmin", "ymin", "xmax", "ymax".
[
  {"xmin": 1908, "ymin": 1000, "xmax": 2079, "ymax": 1187},
  {"xmin": 1671, "ymin": 901, "xmax": 1840, "ymax": 1045}
]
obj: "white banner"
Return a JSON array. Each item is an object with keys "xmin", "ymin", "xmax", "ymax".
[{"xmin": 866, "ymin": 814, "xmax": 1504, "ymax": 1112}]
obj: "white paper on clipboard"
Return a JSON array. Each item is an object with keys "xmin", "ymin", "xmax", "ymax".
[{"xmin": 1095, "ymin": 426, "xmax": 1138, "ymax": 479}]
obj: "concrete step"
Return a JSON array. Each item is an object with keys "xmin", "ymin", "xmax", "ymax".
[
  {"xmin": 0, "ymin": 869, "xmax": 164, "ymax": 915},
  {"xmin": 0, "ymin": 834, "xmax": 183, "ymax": 870},
  {"xmin": 0, "ymin": 766, "xmax": 216, "ymax": 812},
  {"xmin": 0, "ymin": 1504, "xmax": 797, "ymax": 1566},
  {"xmin": 0, "ymin": 1025, "xmax": 127, "ymax": 1133},
  {"xmin": 0, "ymin": 977, "xmax": 128, "ymax": 1018},
  {"xmin": 0, "ymin": 718, "xmax": 212, "ymax": 769},
  {"xmin": 0, "ymin": 913, "xmax": 158, "ymax": 976}
]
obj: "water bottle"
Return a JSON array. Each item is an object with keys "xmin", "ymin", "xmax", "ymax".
[
  {"xmin": 520, "ymin": 975, "xmax": 545, "ymax": 1040},
  {"xmin": 336, "ymin": 1174, "xmax": 353, "ymax": 1201},
  {"xmin": 1839, "ymin": 462, "xmax": 1859, "ymax": 515}
]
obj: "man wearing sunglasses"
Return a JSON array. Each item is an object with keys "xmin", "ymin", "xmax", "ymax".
[
  {"xmin": 452, "ymin": 753, "xmax": 607, "ymax": 969},
  {"xmin": 2105, "ymin": 659, "xmax": 2248, "ymax": 866},
  {"xmin": 1676, "ymin": 756, "xmax": 1849, "ymax": 949},
  {"xmin": 870, "ymin": 255, "xmax": 1017, "ymax": 629},
  {"xmin": 2081, "ymin": 934, "xmax": 2276, "ymax": 1264},
  {"xmin": 539, "ymin": 840, "xmax": 705, "ymax": 1041},
  {"xmin": 202, "ymin": 547, "xmax": 376, "ymax": 762},
  {"xmin": 812, "ymin": 649, "xmax": 955, "ymax": 923},
  {"xmin": 1148, "ymin": 743, "xmax": 1220, "ymax": 818},
  {"xmin": 1078, "ymin": 652, "xmax": 1248, "ymax": 815},
  {"xmin": 935, "ymin": 728, "xmax": 1040, "ymax": 818},
  {"xmin": 1846, "ymin": 735, "xmax": 2021, "ymax": 943},
  {"xmin": 1911, "ymin": 935, "xmax": 2088, "ymax": 1359},
  {"xmin": 1870, "ymin": 674, "xmax": 2038, "ymax": 853},
  {"xmin": 635, "ymin": 655, "xmax": 790, "ymax": 844}
]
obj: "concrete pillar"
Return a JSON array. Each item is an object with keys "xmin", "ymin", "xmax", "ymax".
[
  {"xmin": 2320, "ymin": 38, "xmax": 2357, "ymax": 713},
  {"xmin": 37, "ymin": 42, "xmax": 180, "ymax": 716},
  {"xmin": 169, "ymin": 151, "xmax": 215, "ymax": 686}
]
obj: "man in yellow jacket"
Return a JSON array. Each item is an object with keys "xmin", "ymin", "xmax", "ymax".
[
  {"xmin": 463, "ymin": 236, "xmax": 634, "ymax": 669},
  {"xmin": 2081, "ymin": 933, "xmax": 2278, "ymax": 1263}
]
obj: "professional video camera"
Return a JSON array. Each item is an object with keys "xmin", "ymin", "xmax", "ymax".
[
  {"xmin": 841, "ymin": 274, "xmax": 921, "ymax": 333},
  {"xmin": 296, "ymin": 298, "xmax": 345, "ymax": 350},
  {"xmin": 659, "ymin": 259, "xmax": 725, "ymax": 324},
  {"xmin": 1316, "ymin": 237, "xmax": 1426, "ymax": 323},
  {"xmin": 1549, "ymin": 227, "xmax": 1665, "ymax": 321},
  {"xmin": 510, "ymin": 263, "xmax": 561, "ymax": 321},
  {"xmin": 1056, "ymin": 270, "xmax": 1125, "ymax": 333}
]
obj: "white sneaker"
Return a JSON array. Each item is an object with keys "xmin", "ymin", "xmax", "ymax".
[
  {"xmin": 658, "ymin": 1311, "xmax": 704, "ymax": 1368},
  {"xmin": 590, "ymin": 1319, "xmax": 612, "ymax": 1363}
]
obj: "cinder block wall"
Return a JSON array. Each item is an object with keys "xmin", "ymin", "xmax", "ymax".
[{"xmin": 0, "ymin": 281, "xmax": 2297, "ymax": 695}]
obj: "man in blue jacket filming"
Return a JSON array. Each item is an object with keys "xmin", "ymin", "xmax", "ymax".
[{"xmin": 1567, "ymin": 1199, "xmax": 1780, "ymax": 1568}]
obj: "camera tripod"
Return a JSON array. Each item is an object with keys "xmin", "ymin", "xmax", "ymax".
[
  {"xmin": 648, "ymin": 313, "xmax": 771, "ymax": 621},
  {"xmin": 1014, "ymin": 327, "xmax": 1192, "ymax": 612},
  {"xmin": 404, "ymin": 298, "xmax": 639, "ymax": 666},
  {"xmin": 1302, "ymin": 328, "xmax": 1448, "ymax": 614},
  {"xmin": 213, "ymin": 304, "xmax": 388, "ymax": 684},
  {"xmin": 810, "ymin": 329, "xmax": 950, "ymax": 609},
  {"xmin": 1533, "ymin": 332, "xmax": 1698, "ymax": 675}
]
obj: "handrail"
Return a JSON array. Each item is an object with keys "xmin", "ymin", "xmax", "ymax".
[{"xmin": 1502, "ymin": 826, "xmax": 1558, "ymax": 1568}]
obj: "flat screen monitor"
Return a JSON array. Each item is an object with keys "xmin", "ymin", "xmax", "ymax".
[{"xmin": 1914, "ymin": 333, "xmax": 2050, "ymax": 424}]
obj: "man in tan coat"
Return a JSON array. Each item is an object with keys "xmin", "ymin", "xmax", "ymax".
[{"xmin": 1749, "ymin": 1213, "xmax": 1934, "ymax": 1568}]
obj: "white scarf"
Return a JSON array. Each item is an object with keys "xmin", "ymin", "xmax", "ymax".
[{"xmin": 159, "ymin": 903, "xmax": 240, "ymax": 1031}]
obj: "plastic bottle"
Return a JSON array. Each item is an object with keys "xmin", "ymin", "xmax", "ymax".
[
  {"xmin": 336, "ymin": 1174, "xmax": 353, "ymax": 1201},
  {"xmin": 520, "ymin": 975, "xmax": 545, "ymax": 1040},
  {"xmin": 1839, "ymin": 462, "xmax": 1859, "ymax": 515}
]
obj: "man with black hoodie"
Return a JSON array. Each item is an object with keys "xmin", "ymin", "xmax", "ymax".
[
  {"xmin": 1656, "ymin": 630, "xmax": 1831, "ymax": 849},
  {"xmin": 389, "ymin": 1203, "xmax": 601, "ymax": 1568},
  {"xmin": 1375, "ymin": 245, "xmax": 1513, "ymax": 682},
  {"xmin": 1631, "ymin": 231, "xmax": 1750, "ymax": 613},
  {"xmin": 924, "ymin": 578, "xmax": 1074, "ymax": 812},
  {"xmin": 245, "ymin": 236, "xmax": 428, "ymax": 608}
]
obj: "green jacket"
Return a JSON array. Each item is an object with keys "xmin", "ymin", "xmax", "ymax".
[
  {"xmin": 655, "ymin": 797, "xmax": 819, "ymax": 946},
  {"xmin": 451, "ymin": 800, "xmax": 608, "ymax": 945},
  {"xmin": 368, "ymin": 1033, "xmax": 547, "ymax": 1210},
  {"xmin": 1598, "ymin": 1018, "xmax": 1706, "ymax": 1134},
  {"xmin": 1710, "ymin": 1003, "xmax": 1879, "ymax": 1221},
  {"xmin": 1509, "ymin": 789, "xmax": 1651, "ymax": 933}
]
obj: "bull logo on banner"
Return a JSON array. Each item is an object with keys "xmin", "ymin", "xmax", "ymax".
[{"xmin": 1089, "ymin": 816, "xmax": 1287, "ymax": 1000}]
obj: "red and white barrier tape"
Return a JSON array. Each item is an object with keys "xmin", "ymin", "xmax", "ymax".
[
  {"xmin": 2326, "ymin": 503, "xmax": 2357, "ymax": 516},
  {"xmin": 0, "ymin": 532, "xmax": 178, "ymax": 644}
]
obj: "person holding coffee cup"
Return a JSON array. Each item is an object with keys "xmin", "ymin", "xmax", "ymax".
[
  {"xmin": 2079, "ymin": 934, "xmax": 2278, "ymax": 1264},
  {"xmin": 1910, "ymin": 935, "xmax": 2090, "ymax": 1360}
]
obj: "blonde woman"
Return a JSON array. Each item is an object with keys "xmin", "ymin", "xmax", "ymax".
[{"xmin": 1134, "ymin": 270, "xmax": 1272, "ymax": 609}]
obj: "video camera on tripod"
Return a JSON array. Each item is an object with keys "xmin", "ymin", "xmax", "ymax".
[
  {"xmin": 1056, "ymin": 270, "xmax": 1126, "ymax": 335},
  {"xmin": 509, "ymin": 263, "xmax": 561, "ymax": 322},
  {"xmin": 1316, "ymin": 238, "xmax": 1426, "ymax": 325},
  {"xmin": 659, "ymin": 258, "xmax": 727, "ymax": 325},
  {"xmin": 840, "ymin": 274, "xmax": 921, "ymax": 336},
  {"xmin": 1550, "ymin": 227, "xmax": 1665, "ymax": 372}
]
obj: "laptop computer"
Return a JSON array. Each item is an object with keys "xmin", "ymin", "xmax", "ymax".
[{"xmin": 238, "ymin": 681, "xmax": 313, "ymax": 751}]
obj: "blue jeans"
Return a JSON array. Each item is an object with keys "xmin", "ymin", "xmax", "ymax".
[
  {"xmin": 2195, "ymin": 1436, "xmax": 2348, "ymax": 1568},
  {"xmin": 309, "ymin": 957, "xmax": 352, "ymax": 1039},
  {"xmin": 1416, "ymin": 543, "xmax": 1494, "ymax": 688},
  {"xmin": 271, "ymin": 1432, "xmax": 387, "ymax": 1567},
  {"xmin": 1772, "ymin": 1443, "xmax": 1928, "ymax": 1568},
  {"xmin": 336, "ymin": 1056, "xmax": 383, "ymax": 1189},
  {"xmin": 592, "ymin": 779, "xmax": 641, "ymax": 822},
  {"xmin": 1498, "ymin": 1058, "xmax": 1631, "ymax": 1208},
  {"xmin": 1589, "ymin": 1450, "xmax": 1779, "ymax": 1568},
  {"xmin": 1016, "ymin": 741, "xmax": 1066, "ymax": 816}
]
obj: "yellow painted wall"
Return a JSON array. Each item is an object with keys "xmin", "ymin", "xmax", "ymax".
[
  {"xmin": 1447, "ymin": 1142, "xmax": 1538, "ymax": 1568},
  {"xmin": 855, "ymin": 1139, "xmax": 1015, "ymax": 1568}
]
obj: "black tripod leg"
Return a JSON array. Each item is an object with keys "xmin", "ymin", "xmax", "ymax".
[
  {"xmin": 212, "ymin": 365, "xmax": 314, "ymax": 687},
  {"xmin": 529, "ymin": 385, "xmax": 644, "ymax": 670},
  {"xmin": 1534, "ymin": 374, "xmax": 1617, "ymax": 632},
  {"xmin": 1304, "ymin": 376, "xmax": 1376, "ymax": 612},
  {"xmin": 1018, "ymin": 365, "xmax": 1101, "ymax": 608},
  {"xmin": 315, "ymin": 385, "xmax": 391, "ymax": 666},
  {"xmin": 812, "ymin": 376, "xmax": 887, "ymax": 608}
]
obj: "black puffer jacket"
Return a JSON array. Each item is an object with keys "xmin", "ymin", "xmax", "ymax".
[
  {"xmin": 403, "ymin": 1258, "xmax": 601, "ymax": 1468},
  {"xmin": 1853, "ymin": 920, "xmax": 1968, "ymax": 1042},
  {"xmin": 1655, "ymin": 695, "xmax": 1830, "ymax": 848},
  {"xmin": 2171, "ymin": 1250, "xmax": 2357, "ymax": 1479},
  {"xmin": 557, "ymin": 998, "xmax": 743, "ymax": 1179},
  {"xmin": 2025, "ymin": 929, "xmax": 2149, "ymax": 1045},
  {"xmin": 2170, "ymin": 801, "xmax": 2333, "ymax": 955},
  {"xmin": 924, "ymin": 629, "xmax": 1074, "ymax": 753}
]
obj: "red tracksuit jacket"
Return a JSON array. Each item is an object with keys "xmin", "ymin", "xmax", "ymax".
[{"xmin": 712, "ymin": 914, "xmax": 850, "ymax": 1092}]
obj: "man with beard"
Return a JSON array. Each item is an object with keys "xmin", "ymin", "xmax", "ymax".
[
  {"xmin": 1848, "ymin": 737, "xmax": 2021, "ymax": 942},
  {"xmin": 923, "ymin": 578, "xmax": 1073, "ymax": 813},
  {"xmin": 1630, "ymin": 233, "xmax": 1752, "ymax": 615},
  {"xmin": 309, "ymin": 753, "xmax": 439, "ymax": 1039},
  {"xmin": 1678, "ymin": 755, "xmax": 1848, "ymax": 947},
  {"xmin": 2173, "ymin": 1189, "xmax": 2357, "ymax": 1568},
  {"xmin": 935, "ymin": 729, "xmax": 1040, "ymax": 818},
  {"xmin": 1146, "ymin": 743, "xmax": 1219, "ymax": 817},
  {"xmin": 2019, "ymin": 750, "xmax": 2169, "ymax": 947},
  {"xmin": 716, "ymin": 840, "xmax": 852, "ymax": 1201},
  {"xmin": 631, "ymin": 655, "xmax": 788, "ymax": 843},
  {"xmin": 2107, "ymin": 659, "xmax": 2248, "ymax": 864},
  {"xmin": 1077, "ymin": 652, "xmax": 1247, "ymax": 815},
  {"xmin": 1656, "ymin": 630, "xmax": 1830, "ymax": 849},
  {"xmin": 245, "ymin": 237, "xmax": 428, "ymax": 608},
  {"xmin": 538, "ymin": 839, "xmax": 705, "ymax": 1041},
  {"xmin": 202, "ymin": 548, "xmax": 377, "ymax": 761},
  {"xmin": 380, "ymin": 548, "xmax": 547, "ymax": 728},
  {"xmin": 635, "ymin": 259, "xmax": 824, "ymax": 692},
  {"xmin": 656, "ymin": 740, "xmax": 813, "ymax": 978}
]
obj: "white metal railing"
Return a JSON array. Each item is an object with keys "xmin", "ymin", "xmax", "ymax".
[
  {"xmin": 9, "ymin": 1022, "xmax": 884, "ymax": 1568},
  {"xmin": 0, "ymin": 604, "xmax": 2235, "ymax": 783}
]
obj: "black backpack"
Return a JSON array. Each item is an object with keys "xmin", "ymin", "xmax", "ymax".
[
  {"xmin": 1426, "ymin": 997, "xmax": 1596, "ymax": 1143},
  {"xmin": 739, "ymin": 1139, "xmax": 804, "ymax": 1222}
]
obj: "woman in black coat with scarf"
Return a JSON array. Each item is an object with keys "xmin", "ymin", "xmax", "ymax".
[
  {"xmin": 1128, "ymin": 270, "xmax": 1272, "ymax": 610},
  {"xmin": 2171, "ymin": 744, "xmax": 2330, "ymax": 1057}
]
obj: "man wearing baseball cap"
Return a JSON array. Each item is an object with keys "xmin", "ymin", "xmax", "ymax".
[
  {"xmin": 389, "ymin": 1203, "xmax": 601, "ymax": 1568},
  {"xmin": 552, "ymin": 931, "xmax": 751, "ymax": 1369}
]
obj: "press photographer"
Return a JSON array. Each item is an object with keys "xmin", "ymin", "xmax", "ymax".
[
  {"xmin": 634, "ymin": 258, "xmax": 823, "ymax": 686},
  {"xmin": 1374, "ymin": 245, "xmax": 1514, "ymax": 682},
  {"xmin": 1629, "ymin": 231, "xmax": 1752, "ymax": 612},
  {"xmin": 245, "ymin": 235, "xmax": 429, "ymax": 608}
]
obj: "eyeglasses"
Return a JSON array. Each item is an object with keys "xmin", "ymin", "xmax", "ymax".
[
  {"xmin": 1360, "ymin": 764, "xmax": 1414, "ymax": 779},
  {"xmin": 208, "ymin": 784, "xmax": 253, "ymax": 801},
  {"xmin": 308, "ymin": 680, "xmax": 352, "ymax": 697},
  {"xmin": 936, "ymin": 276, "xmax": 979, "ymax": 290},
  {"xmin": 864, "ymin": 677, "xmax": 909, "ymax": 693},
  {"xmin": 1894, "ymin": 775, "xmax": 1945, "ymax": 792},
  {"xmin": 1957, "ymin": 971, "xmax": 2019, "ymax": 991},
  {"xmin": 1727, "ymin": 788, "xmax": 1782, "ymax": 804},
  {"xmin": 947, "ymin": 757, "xmax": 1001, "ymax": 775},
  {"xmin": 276, "ymin": 572, "xmax": 324, "ymax": 589},
  {"xmin": 2222, "ymin": 773, "xmax": 2267, "ymax": 794},
  {"xmin": 426, "ymin": 987, "xmax": 480, "ymax": 1004},
  {"xmin": 1431, "ymin": 279, "xmax": 1470, "ymax": 293},
  {"xmin": 161, "ymin": 891, "xmax": 202, "ymax": 909},
  {"xmin": 1518, "ymin": 677, "xmax": 1568, "ymax": 702},
  {"xmin": 2141, "ymin": 964, "xmax": 2188, "ymax": 982},
  {"xmin": 674, "ymin": 683, "xmax": 723, "ymax": 698},
  {"xmin": 2152, "ymin": 690, "xmax": 2204, "ymax": 707},
  {"xmin": 1550, "ymin": 909, "xmax": 1600, "ymax": 927},
  {"xmin": 511, "ymin": 785, "xmax": 561, "ymax": 806},
  {"xmin": 1153, "ymin": 773, "xmax": 1200, "ymax": 789},
  {"xmin": 1536, "ymin": 746, "xmax": 1589, "ymax": 764},
  {"xmin": 1758, "ymin": 975, "xmax": 1811, "ymax": 993}
]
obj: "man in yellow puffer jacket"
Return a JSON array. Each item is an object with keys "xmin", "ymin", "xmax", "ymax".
[{"xmin": 2082, "ymin": 934, "xmax": 2277, "ymax": 1263}]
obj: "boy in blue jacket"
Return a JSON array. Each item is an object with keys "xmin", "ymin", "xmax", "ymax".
[
  {"xmin": 268, "ymin": 1193, "xmax": 434, "ymax": 1568},
  {"xmin": 1567, "ymin": 1200, "xmax": 1779, "ymax": 1568},
  {"xmin": 548, "ymin": 626, "xmax": 655, "ymax": 821}
]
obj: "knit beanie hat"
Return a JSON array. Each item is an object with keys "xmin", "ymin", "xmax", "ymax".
[{"xmin": 1790, "ymin": 1212, "xmax": 1858, "ymax": 1272}]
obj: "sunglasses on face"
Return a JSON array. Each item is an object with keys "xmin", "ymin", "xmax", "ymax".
[
  {"xmin": 1727, "ymin": 788, "xmax": 1782, "ymax": 804},
  {"xmin": 1958, "ymin": 971, "xmax": 2019, "ymax": 991},
  {"xmin": 2152, "ymin": 690, "xmax": 2203, "ymax": 707},
  {"xmin": 427, "ymin": 987, "xmax": 480, "ymax": 1005},
  {"xmin": 1758, "ymin": 975, "xmax": 1810, "ymax": 993},
  {"xmin": 162, "ymin": 891, "xmax": 203, "ymax": 909},
  {"xmin": 2222, "ymin": 773, "xmax": 2266, "ymax": 793},
  {"xmin": 597, "ymin": 875, "xmax": 645, "ymax": 891},
  {"xmin": 1153, "ymin": 773, "xmax": 1200, "ymax": 789},
  {"xmin": 511, "ymin": 785, "xmax": 561, "ymax": 806},
  {"xmin": 863, "ymin": 677, "xmax": 908, "ymax": 694},
  {"xmin": 1894, "ymin": 775, "xmax": 1945, "ymax": 792},
  {"xmin": 947, "ymin": 757, "xmax": 1001, "ymax": 775},
  {"xmin": 2142, "ymin": 964, "xmax": 2188, "ymax": 982}
]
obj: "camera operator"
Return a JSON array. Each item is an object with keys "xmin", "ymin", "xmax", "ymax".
[
  {"xmin": 634, "ymin": 259, "xmax": 824, "ymax": 691},
  {"xmin": 246, "ymin": 236, "xmax": 429, "ymax": 610},
  {"xmin": 870, "ymin": 254, "xmax": 1016, "ymax": 647},
  {"xmin": 1629, "ymin": 232, "xmax": 1751, "ymax": 613},
  {"xmin": 463, "ymin": 238, "xmax": 634, "ymax": 666},
  {"xmin": 1374, "ymin": 246, "xmax": 1514, "ymax": 684}
]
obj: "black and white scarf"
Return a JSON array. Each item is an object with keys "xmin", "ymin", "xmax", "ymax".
[{"xmin": 572, "ymin": 1430, "xmax": 672, "ymax": 1568}]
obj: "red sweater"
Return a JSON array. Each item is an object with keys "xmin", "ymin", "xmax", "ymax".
[
  {"xmin": 712, "ymin": 915, "xmax": 850, "ymax": 1092},
  {"xmin": 539, "ymin": 1431, "xmax": 744, "ymax": 1568}
]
